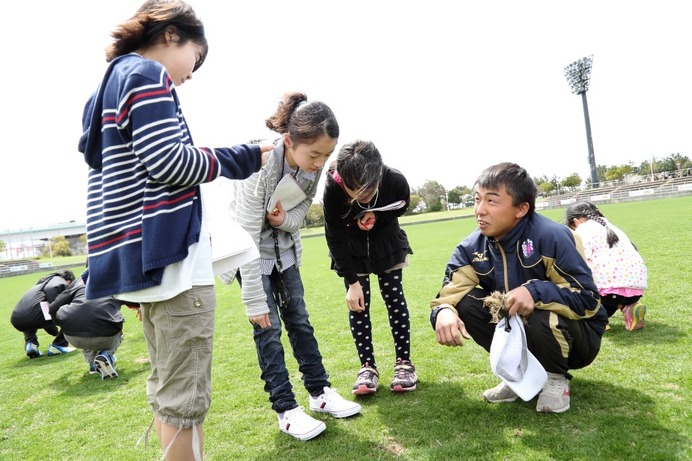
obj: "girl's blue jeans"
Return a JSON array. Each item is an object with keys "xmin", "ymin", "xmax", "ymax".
[{"xmin": 254, "ymin": 265, "xmax": 330, "ymax": 413}]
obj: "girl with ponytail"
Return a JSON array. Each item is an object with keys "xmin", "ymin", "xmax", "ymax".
[{"xmin": 564, "ymin": 202, "xmax": 648, "ymax": 331}]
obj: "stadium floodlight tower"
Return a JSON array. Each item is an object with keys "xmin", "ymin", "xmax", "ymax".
[{"xmin": 564, "ymin": 55, "xmax": 598, "ymax": 188}]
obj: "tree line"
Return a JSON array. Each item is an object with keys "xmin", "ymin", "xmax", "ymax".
[
  {"xmin": 409, "ymin": 152, "xmax": 691, "ymax": 215},
  {"xmin": 4, "ymin": 154, "xmax": 689, "ymax": 241},
  {"xmin": 304, "ymin": 152, "xmax": 691, "ymax": 225}
]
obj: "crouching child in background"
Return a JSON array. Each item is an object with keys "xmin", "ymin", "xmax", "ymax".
[{"xmin": 50, "ymin": 271, "xmax": 134, "ymax": 380}]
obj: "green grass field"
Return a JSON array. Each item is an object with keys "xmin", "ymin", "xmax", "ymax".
[{"xmin": 1, "ymin": 196, "xmax": 690, "ymax": 460}]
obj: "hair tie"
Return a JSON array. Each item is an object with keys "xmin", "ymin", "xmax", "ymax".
[{"xmin": 330, "ymin": 169, "xmax": 344, "ymax": 188}]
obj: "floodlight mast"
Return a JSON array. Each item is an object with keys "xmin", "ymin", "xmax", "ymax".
[{"xmin": 564, "ymin": 55, "xmax": 598, "ymax": 188}]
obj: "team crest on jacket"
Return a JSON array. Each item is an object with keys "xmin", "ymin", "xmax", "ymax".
[
  {"xmin": 521, "ymin": 239, "xmax": 535, "ymax": 258},
  {"xmin": 472, "ymin": 251, "xmax": 488, "ymax": 262}
]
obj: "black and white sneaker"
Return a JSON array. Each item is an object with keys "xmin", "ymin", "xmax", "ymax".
[{"xmin": 94, "ymin": 351, "xmax": 118, "ymax": 380}]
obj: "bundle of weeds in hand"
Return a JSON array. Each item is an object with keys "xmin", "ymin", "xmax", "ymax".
[
  {"xmin": 482, "ymin": 291, "xmax": 528, "ymax": 324},
  {"xmin": 482, "ymin": 291, "xmax": 507, "ymax": 323}
]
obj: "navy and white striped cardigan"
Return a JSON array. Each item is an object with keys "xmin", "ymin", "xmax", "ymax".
[{"xmin": 78, "ymin": 54, "xmax": 261, "ymax": 299}]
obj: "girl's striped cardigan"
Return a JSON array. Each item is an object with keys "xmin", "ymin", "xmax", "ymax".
[{"xmin": 78, "ymin": 54, "xmax": 260, "ymax": 299}]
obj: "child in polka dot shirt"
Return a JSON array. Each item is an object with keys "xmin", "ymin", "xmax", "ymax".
[{"xmin": 565, "ymin": 202, "xmax": 648, "ymax": 331}]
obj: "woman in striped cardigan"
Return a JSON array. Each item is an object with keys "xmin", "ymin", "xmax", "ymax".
[{"xmin": 78, "ymin": 1, "xmax": 271, "ymax": 458}]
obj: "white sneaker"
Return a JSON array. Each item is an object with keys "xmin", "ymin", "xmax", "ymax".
[
  {"xmin": 309, "ymin": 386, "xmax": 362, "ymax": 418},
  {"xmin": 278, "ymin": 407, "xmax": 326, "ymax": 441},
  {"xmin": 536, "ymin": 373, "xmax": 570, "ymax": 413},
  {"xmin": 482, "ymin": 382, "xmax": 519, "ymax": 403}
]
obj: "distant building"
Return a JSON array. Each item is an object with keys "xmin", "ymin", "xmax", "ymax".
[{"xmin": 1, "ymin": 222, "xmax": 86, "ymax": 260}]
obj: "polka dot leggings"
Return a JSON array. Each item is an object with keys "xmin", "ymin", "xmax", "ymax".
[{"xmin": 348, "ymin": 269, "xmax": 411, "ymax": 369}]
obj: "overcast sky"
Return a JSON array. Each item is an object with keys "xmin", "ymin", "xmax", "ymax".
[{"xmin": 2, "ymin": 0, "xmax": 690, "ymax": 231}]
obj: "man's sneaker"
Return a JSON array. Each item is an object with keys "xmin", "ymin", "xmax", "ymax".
[
  {"xmin": 352, "ymin": 363, "xmax": 379, "ymax": 395},
  {"xmin": 25, "ymin": 342, "xmax": 42, "ymax": 359},
  {"xmin": 278, "ymin": 407, "xmax": 326, "ymax": 441},
  {"xmin": 47, "ymin": 344, "xmax": 76, "ymax": 356},
  {"xmin": 483, "ymin": 382, "xmax": 519, "ymax": 403},
  {"xmin": 94, "ymin": 351, "xmax": 118, "ymax": 380},
  {"xmin": 309, "ymin": 387, "xmax": 361, "ymax": 418},
  {"xmin": 390, "ymin": 359, "xmax": 418, "ymax": 392},
  {"xmin": 536, "ymin": 373, "xmax": 570, "ymax": 413},
  {"xmin": 622, "ymin": 302, "xmax": 646, "ymax": 331}
]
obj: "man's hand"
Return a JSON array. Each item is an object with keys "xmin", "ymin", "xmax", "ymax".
[
  {"xmin": 435, "ymin": 308, "xmax": 471, "ymax": 346},
  {"xmin": 505, "ymin": 286, "xmax": 535, "ymax": 317}
]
